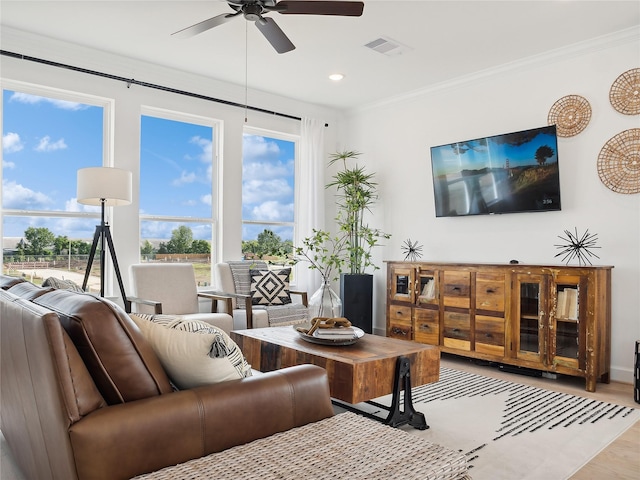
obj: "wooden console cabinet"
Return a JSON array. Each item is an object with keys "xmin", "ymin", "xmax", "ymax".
[{"xmin": 386, "ymin": 262, "xmax": 612, "ymax": 392}]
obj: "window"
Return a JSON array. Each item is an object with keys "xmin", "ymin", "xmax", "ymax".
[
  {"xmin": 241, "ymin": 130, "xmax": 297, "ymax": 265},
  {"xmin": 1, "ymin": 84, "xmax": 108, "ymax": 291},
  {"xmin": 139, "ymin": 110, "xmax": 219, "ymax": 286}
]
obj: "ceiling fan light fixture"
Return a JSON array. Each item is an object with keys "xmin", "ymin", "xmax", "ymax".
[{"xmin": 329, "ymin": 73, "xmax": 345, "ymax": 81}]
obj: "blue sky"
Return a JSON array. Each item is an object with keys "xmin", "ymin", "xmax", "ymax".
[
  {"xmin": 2, "ymin": 89, "xmax": 103, "ymax": 238},
  {"xmin": 2, "ymin": 88, "xmax": 295, "ymax": 243},
  {"xmin": 241, "ymin": 133, "xmax": 295, "ymax": 242},
  {"xmin": 431, "ymin": 126, "xmax": 558, "ymax": 177}
]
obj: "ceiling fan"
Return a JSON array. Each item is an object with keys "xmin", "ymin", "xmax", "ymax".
[{"xmin": 172, "ymin": 0, "xmax": 365, "ymax": 54}]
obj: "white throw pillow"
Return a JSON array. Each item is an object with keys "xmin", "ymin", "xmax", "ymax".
[{"xmin": 129, "ymin": 313, "xmax": 252, "ymax": 390}]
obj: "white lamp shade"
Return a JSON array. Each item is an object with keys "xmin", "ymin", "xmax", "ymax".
[{"xmin": 77, "ymin": 167, "xmax": 132, "ymax": 206}]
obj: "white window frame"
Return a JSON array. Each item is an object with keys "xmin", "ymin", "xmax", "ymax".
[
  {"xmin": 241, "ymin": 126, "xmax": 300, "ymax": 281},
  {"xmin": 1, "ymin": 79, "xmax": 113, "ymax": 275},
  {"xmin": 139, "ymin": 106, "xmax": 222, "ymax": 282}
]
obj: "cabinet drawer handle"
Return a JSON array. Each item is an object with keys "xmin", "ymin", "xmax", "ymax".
[
  {"xmin": 420, "ymin": 324, "xmax": 430, "ymax": 330},
  {"xmin": 485, "ymin": 333, "xmax": 493, "ymax": 338},
  {"xmin": 392, "ymin": 327, "xmax": 408, "ymax": 336},
  {"xmin": 452, "ymin": 328, "xmax": 460, "ymax": 333},
  {"xmin": 396, "ymin": 310, "xmax": 405, "ymax": 316},
  {"xmin": 452, "ymin": 287, "xmax": 461, "ymax": 291},
  {"xmin": 486, "ymin": 288, "xmax": 495, "ymax": 293}
]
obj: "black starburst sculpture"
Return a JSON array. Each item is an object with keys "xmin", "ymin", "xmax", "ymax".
[
  {"xmin": 401, "ymin": 238, "xmax": 423, "ymax": 261},
  {"xmin": 554, "ymin": 228, "xmax": 600, "ymax": 266}
]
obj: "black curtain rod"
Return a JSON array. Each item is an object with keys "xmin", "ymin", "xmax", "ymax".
[{"xmin": 1, "ymin": 50, "xmax": 305, "ymax": 122}]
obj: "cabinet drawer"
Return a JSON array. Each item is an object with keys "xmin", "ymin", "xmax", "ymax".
[
  {"xmin": 443, "ymin": 271, "xmax": 470, "ymax": 309},
  {"xmin": 388, "ymin": 322, "xmax": 412, "ymax": 340},
  {"xmin": 388, "ymin": 305, "xmax": 412, "ymax": 324},
  {"xmin": 476, "ymin": 273, "xmax": 506, "ymax": 312},
  {"xmin": 443, "ymin": 311, "xmax": 470, "ymax": 350},
  {"xmin": 475, "ymin": 315, "xmax": 505, "ymax": 356},
  {"xmin": 414, "ymin": 309, "xmax": 439, "ymax": 345}
]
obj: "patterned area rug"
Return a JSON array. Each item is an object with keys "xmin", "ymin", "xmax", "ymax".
[{"xmin": 369, "ymin": 368, "xmax": 639, "ymax": 480}]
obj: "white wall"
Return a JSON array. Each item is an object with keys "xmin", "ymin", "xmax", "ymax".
[
  {"xmin": 336, "ymin": 28, "xmax": 640, "ymax": 383},
  {"xmin": 0, "ymin": 27, "xmax": 339, "ymax": 293}
]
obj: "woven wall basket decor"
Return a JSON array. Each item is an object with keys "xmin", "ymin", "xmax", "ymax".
[
  {"xmin": 547, "ymin": 94, "xmax": 592, "ymax": 137},
  {"xmin": 609, "ymin": 68, "xmax": 640, "ymax": 115},
  {"xmin": 597, "ymin": 128, "xmax": 640, "ymax": 194}
]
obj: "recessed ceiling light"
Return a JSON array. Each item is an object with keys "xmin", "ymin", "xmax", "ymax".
[{"xmin": 329, "ymin": 73, "xmax": 344, "ymax": 81}]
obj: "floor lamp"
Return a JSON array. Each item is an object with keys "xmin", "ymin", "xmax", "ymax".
[{"xmin": 77, "ymin": 167, "xmax": 132, "ymax": 311}]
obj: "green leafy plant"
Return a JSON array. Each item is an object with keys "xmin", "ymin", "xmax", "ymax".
[
  {"xmin": 326, "ymin": 150, "xmax": 390, "ymax": 274},
  {"xmin": 294, "ymin": 229, "xmax": 347, "ymax": 282}
]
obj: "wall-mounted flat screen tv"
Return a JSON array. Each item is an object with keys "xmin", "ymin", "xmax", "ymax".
[{"xmin": 430, "ymin": 125, "xmax": 561, "ymax": 217}]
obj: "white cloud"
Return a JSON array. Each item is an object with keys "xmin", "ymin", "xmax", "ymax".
[
  {"xmin": 172, "ymin": 170, "xmax": 197, "ymax": 186},
  {"xmin": 190, "ymin": 136, "xmax": 212, "ymax": 163},
  {"xmin": 243, "ymin": 178, "xmax": 292, "ymax": 205},
  {"xmin": 1, "ymin": 179, "xmax": 53, "ymax": 209},
  {"xmin": 251, "ymin": 201, "xmax": 294, "ymax": 221},
  {"xmin": 200, "ymin": 194, "xmax": 212, "ymax": 206},
  {"xmin": 243, "ymin": 159, "xmax": 292, "ymax": 182},
  {"xmin": 3, "ymin": 160, "xmax": 16, "ymax": 169},
  {"xmin": 35, "ymin": 136, "xmax": 67, "ymax": 152},
  {"xmin": 3, "ymin": 132, "xmax": 24, "ymax": 154},
  {"xmin": 65, "ymin": 197, "xmax": 100, "ymax": 213},
  {"xmin": 243, "ymin": 135, "xmax": 280, "ymax": 162},
  {"xmin": 10, "ymin": 92, "xmax": 89, "ymax": 111}
]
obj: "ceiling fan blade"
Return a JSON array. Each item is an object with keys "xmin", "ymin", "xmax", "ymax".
[
  {"xmin": 171, "ymin": 12, "xmax": 240, "ymax": 38},
  {"xmin": 255, "ymin": 17, "xmax": 296, "ymax": 54},
  {"xmin": 275, "ymin": 1, "xmax": 364, "ymax": 16}
]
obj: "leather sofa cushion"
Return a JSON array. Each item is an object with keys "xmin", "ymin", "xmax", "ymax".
[
  {"xmin": 8, "ymin": 281, "xmax": 54, "ymax": 300},
  {"xmin": 34, "ymin": 289, "xmax": 173, "ymax": 404},
  {"xmin": 0, "ymin": 276, "xmax": 25, "ymax": 290}
]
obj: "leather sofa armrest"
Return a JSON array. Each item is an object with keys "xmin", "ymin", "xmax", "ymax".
[
  {"xmin": 69, "ymin": 364, "xmax": 333, "ymax": 480},
  {"xmin": 127, "ymin": 296, "xmax": 162, "ymax": 314}
]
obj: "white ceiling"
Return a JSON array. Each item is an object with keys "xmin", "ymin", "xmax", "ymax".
[{"xmin": 1, "ymin": 1, "xmax": 639, "ymax": 110}]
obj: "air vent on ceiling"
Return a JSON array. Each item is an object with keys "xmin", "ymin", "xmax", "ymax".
[{"xmin": 364, "ymin": 36, "xmax": 411, "ymax": 56}]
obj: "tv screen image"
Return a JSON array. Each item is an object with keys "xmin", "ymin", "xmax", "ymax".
[{"xmin": 430, "ymin": 125, "xmax": 561, "ymax": 217}]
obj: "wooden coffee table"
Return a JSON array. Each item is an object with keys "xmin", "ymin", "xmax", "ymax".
[{"xmin": 230, "ymin": 326, "xmax": 440, "ymax": 429}]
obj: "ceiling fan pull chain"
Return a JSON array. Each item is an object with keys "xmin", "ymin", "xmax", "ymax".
[{"xmin": 245, "ymin": 20, "xmax": 249, "ymax": 123}]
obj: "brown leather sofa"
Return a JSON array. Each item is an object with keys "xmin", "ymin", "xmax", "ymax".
[{"xmin": 0, "ymin": 275, "xmax": 334, "ymax": 480}]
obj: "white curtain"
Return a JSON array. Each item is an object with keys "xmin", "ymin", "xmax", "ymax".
[{"xmin": 297, "ymin": 117, "xmax": 325, "ymax": 294}]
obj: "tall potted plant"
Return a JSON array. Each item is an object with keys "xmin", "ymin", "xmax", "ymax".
[
  {"xmin": 294, "ymin": 229, "xmax": 347, "ymax": 320},
  {"xmin": 327, "ymin": 150, "xmax": 390, "ymax": 333}
]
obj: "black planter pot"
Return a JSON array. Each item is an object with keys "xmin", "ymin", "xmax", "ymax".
[{"xmin": 340, "ymin": 273, "xmax": 373, "ymax": 333}]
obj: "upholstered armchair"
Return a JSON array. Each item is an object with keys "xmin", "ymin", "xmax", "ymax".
[
  {"xmin": 128, "ymin": 263, "xmax": 234, "ymax": 334},
  {"xmin": 211, "ymin": 261, "xmax": 309, "ymax": 329}
]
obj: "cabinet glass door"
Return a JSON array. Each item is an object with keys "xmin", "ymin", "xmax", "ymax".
[
  {"xmin": 515, "ymin": 274, "xmax": 547, "ymax": 362},
  {"xmin": 390, "ymin": 266, "xmax": 414, "ymax": 303},
  {"xmin": 552, "ymin": 275, "xmax": 584, "ymax": 368},
  {"xmin": 416, "ymin": 269, "xmax": 438, "ymax": 305}
]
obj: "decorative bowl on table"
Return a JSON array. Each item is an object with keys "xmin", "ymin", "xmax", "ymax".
[{"xmin": 295, "ymin": 326, "xmax": 364, "ymax": 346}]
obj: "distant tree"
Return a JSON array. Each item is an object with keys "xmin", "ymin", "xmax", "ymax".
[
  {"xmin": 140, "ymin": 240, "xmax": 155, "ymax": 255},
  {"xmin": 157, "ymin": 242, "xmax": 168, "ymax": 254},
  {"xmin": 72, "ymin": 239, "xmax": 91, "ymax": 255},
  {"xmin": 53, "ymin": 235, "xmax": 70, "ymax": 255},
  {"xmin": 535, "ymin": 145, "xmax": 555, "ymax": 166},
  {"xmin": 256, "ymin": 229, "xmax": 282, "ymax": 256},
  {"xmin": 190, "ymin": 239, "xmax": 211, "ymax": 254},
  {"xmin": 24, "ymin": 227, "xmax": 55, "ymax": 255},
  {"xmin": 166, "ymin": 226, "xmax": 193, "ymax": 254},
  {"xmin": 242, "ymin": 239, "xmax": 260, "ymax": 255}
]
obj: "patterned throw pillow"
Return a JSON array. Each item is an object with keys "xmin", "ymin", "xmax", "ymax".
[
  {"xmin": 129, "ymin": 313, "xmax": 252, "ymax": 390},
  {"xmin": 249, "ymin": 268, "xmax": 292, "ymax": 306}
]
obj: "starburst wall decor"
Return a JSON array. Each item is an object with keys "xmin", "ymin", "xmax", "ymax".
[
  {"xmin": 554, "ymin": 228, "xmax": 600, "ymax": 266},
  {"xmin": 401, "ymin": 238, "xmax": 423, "ymax": 261}
]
